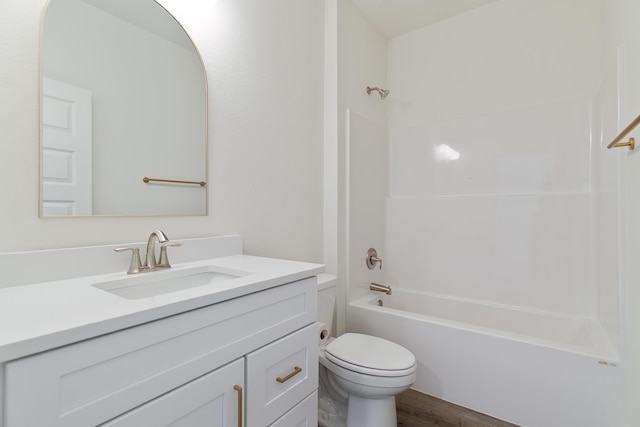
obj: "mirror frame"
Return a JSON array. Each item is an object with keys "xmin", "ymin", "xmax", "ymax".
[{"xmin": 39, "ymin": 0, "xmax": 209, "ymax": 218}]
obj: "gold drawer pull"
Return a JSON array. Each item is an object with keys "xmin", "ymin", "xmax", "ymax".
[
  {"xmin": 276, "ymin": 366, "xmax": 302, "ymax": 383},
  {"xmin": 233, "ymin": 385, "xmax": 243, "ymax": 427}
]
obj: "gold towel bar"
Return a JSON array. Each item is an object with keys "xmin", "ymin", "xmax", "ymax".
[
  {"xmin": 143, "ymin": 177, "xmax": 206, "ymax": 187},
  {"xmin": 607, "ymin": 114, "xmax": 640, "ymax": 150}
]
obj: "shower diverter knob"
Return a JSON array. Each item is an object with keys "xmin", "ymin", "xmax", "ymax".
[{"xmin": 366, "ymin": 248, "xmax": 382, "ymax": 270}]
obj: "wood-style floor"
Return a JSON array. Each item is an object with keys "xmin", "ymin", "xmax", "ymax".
[{"xmin": 396, "ymin": 389, "xmax": 519, "ymax": 427}]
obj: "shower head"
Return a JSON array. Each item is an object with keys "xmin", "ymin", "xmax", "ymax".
[{"xmin": 366, "ymin": 86, "xmax": 389, "ymax": 100}]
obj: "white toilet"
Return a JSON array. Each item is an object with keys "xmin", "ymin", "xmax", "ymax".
[{"xmin": 317, "ymin": 277, "xmax": 417, "ymax": 427}]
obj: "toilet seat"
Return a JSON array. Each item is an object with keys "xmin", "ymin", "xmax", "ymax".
[
  {"xmin": 320, "ymin": 350, "xmax": 417, "ymax": 390},
  {"xmin": 324, "ymin": 333, "xmax": 416, "ymax": 377}
]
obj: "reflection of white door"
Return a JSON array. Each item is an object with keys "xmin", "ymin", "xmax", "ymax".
[{"xmin": 42, "ymin": 78, "xmax": 92, "ymax": 216}]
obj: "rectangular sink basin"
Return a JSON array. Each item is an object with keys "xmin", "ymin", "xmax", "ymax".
[{"xmin": 93, "ymin": 265, "xmax": 252, "ymax": 299}]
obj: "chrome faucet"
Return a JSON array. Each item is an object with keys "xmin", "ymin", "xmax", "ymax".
[
  {"xmin": 114, "ymin": 230, "xmax": 181, "ymax": 274},
  {"xmin": 370, "ymin": 282, "xmax": 392, "ymax": 295}
]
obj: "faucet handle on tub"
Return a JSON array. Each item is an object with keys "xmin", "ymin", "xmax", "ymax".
[
  {"xmin": 366, "ymin": 248, "xmax": 382, "ymax": 270},
  {"xmin": 114, "ymin": 246, "xmax": 143, "ymax": 274}
]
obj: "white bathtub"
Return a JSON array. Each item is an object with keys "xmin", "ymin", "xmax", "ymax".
[{"xmin": 348, "ymin": 290, "xmax": 621, "ymax": 427}]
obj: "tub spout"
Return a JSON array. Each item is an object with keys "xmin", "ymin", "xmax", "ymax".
[{"xmin": 370, "ymin": 282, "xmax": 392, "ymax": 295}]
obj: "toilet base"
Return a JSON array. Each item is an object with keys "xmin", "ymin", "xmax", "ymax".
[{"xmin": 346, "ymin": 395, "xmax": 397, "ymax": 427}]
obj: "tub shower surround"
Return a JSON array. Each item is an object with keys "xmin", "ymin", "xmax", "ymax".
[
  {"xmin": 385, "ymin": 97, "xmax": 613, "ymax": 324},
  {"xmin": 346, "ymin": 95, "xmax": 621, "ymax": 426}
]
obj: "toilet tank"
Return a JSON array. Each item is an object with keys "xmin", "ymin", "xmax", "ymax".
[{"xmin": 317, "ymin": 274, "xmax": 337, "ymax": 336}]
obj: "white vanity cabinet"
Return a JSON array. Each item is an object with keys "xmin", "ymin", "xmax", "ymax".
[
  {"xmin": 2, "ymin": 277, "xmax": 318, "ymax": 427},
  {"xmin": 102, "ymin": 358, "xmax": 245, "ymax": 427}
]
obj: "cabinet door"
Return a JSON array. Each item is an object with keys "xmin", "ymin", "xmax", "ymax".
[
  {"xmin": 102, "ymin": 358, "xmax": 244, "ymax": 427},
  {"xmin": 269, "ymin": 391, "xmax": 318, "ymax": 427}
]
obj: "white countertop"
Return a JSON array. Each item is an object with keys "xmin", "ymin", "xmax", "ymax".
[{"xmin": 0, "ymin": 254, "xmax": 323, "ymax": 362}]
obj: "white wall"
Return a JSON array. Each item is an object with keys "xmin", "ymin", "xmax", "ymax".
[
  {"xmin": 385, "ymin": 0, "xmax": 606, "ymax": 318},
  {"xmin": 0, "ymin": 0, "xmax": 324, "ymax": 263},
  {"xmin": 602, "ymin": 0, "xmax": 640, "ymax": 423},
  {"xmin": 386, "ymin": 99, "xmax": 599, "ymax": 317},
  {"xmin": 388, "ymin": 0, "xmax": 603, "ymax": 128}
]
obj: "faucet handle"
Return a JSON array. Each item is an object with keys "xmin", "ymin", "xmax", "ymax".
[
  {"xmin": 366, "ymin": 248, "xmax": 382, "ymax": 270},
  {"xmin": 158, "ymin": 242, "xmax": 182, "ymax": 268},
  {"xmin": 114, "ymin": 246, "xmax": 143, "ymax": 274}
]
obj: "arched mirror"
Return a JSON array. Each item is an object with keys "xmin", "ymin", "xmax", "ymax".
[{"xmin": 40, "ymin": 0, "xmax": 207, "ymax": 216}]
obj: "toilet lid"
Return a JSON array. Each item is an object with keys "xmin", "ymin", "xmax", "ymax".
[{"xmin": 324, "ymin": 333, "xmax": 416, "ymax": 376}]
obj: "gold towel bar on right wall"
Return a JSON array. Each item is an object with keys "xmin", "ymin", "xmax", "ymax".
[
  {"xmin": 143, "ymin": 177, "xmax": 206, "ymax": 187},
  {"xmin": 607, "ymin": 114, "xmax": 640, "ymax": 150}
]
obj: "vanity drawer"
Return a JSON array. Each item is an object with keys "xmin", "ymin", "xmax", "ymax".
[
  {"xmin": 4, "ymin": 278, "xmax": 316, "ymax": 427},
  {"xmin": 269, "ymin": 390, "xmax": 317, "ymax": 427},
  {"xmin": 246, "ymin": 323, "xmax": 318, "ymax": 426}
]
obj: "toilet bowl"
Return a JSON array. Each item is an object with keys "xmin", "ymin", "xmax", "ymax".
[{"xmin": 317, "ymin": 276, "xmax": 417, "ymax": 427}]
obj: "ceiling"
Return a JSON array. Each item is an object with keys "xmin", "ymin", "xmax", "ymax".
[{"xmin": 351, "ymin": 0, "xmax": 499, "ymax": 38}]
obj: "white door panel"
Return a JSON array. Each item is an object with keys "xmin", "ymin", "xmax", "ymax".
[{"xmin": 42, "ymin": 78, "xmax": 92, "ymax": 216}]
